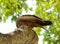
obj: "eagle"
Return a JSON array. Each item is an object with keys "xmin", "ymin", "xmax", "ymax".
[{"xmin": 16, "ymin": 15, "xmax": 52, "ymax": 28}]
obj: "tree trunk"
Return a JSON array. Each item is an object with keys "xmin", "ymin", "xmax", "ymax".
[{"xmin": 0, "ymin": 25, "xmax": 38, "ymax": 44}]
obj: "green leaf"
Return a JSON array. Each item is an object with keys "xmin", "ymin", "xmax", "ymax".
[
  {"xmin": 33, "ymin": 27, "xmax": 41, "ymax": 35},
  {"xmin": 11, "ymin": 16, "xmax": 17, "ymax": 21},
  {"xmin": 29, "ymin": 8, "xmax": 33, "ymax": 11},
  {"xmin": 55, "ymin": 2, "xmax": 60, "ymax": 12},
  {"xmin": 3, "ymin": 16, "xmax": 7, "ymax": 22}
]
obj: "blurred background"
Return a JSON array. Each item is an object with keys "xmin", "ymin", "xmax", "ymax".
[{"xmin": 0, "ymin": 0, "xmax": 60, "ymax": 44}]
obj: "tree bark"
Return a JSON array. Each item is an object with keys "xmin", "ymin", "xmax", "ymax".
[{"xmin": 0, "ymin": 25, "xmax": 38, "ymax": 44}]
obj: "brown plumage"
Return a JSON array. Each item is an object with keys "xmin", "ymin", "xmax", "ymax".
[{"xmin": 16, "ymin": 15, "xmax": 52, "ymax": 28}]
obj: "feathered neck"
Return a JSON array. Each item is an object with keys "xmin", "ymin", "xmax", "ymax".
[{"xmin": 17, "ymin": 25, "xmax": 32, "ymax": 31}]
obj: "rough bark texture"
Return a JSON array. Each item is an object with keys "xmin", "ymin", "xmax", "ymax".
[{"xmin": 0, "ymin": 25, "xmax": 38, "ymax": 44}]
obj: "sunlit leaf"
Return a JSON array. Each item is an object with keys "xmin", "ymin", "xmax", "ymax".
[
  {"xmin": 55, "ymin": 2, "xmax": 60, "ymax": 12},
  {"xmin": 33, "ymin": 27, "xmax": 41, "ymax": 35}
]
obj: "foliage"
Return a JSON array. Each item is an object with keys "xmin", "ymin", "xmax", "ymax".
[
  {"xmin": 0, "ymin": 0, "xmax": 32, "ymax": 22},
  {"xmin": 0, "ymin": 0, "xmax": 60, "ymax": 44},
  {"xmin": 35, "ymin": 0, "xmax": 60, "ymax": 44}
]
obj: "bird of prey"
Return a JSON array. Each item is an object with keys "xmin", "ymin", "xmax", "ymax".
[{"xmin": 16, "ymin": 15, "xmax": 52, "ymax": 28}]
